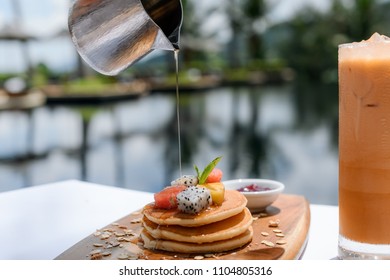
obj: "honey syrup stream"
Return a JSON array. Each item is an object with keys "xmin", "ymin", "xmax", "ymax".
[
  {"xmin": 174, "ymin": 49, "xmax": 182, "ymax": 176},
  {"xmin": 149, "ymin": 50, "xmax": 181, "ymax": 251}
]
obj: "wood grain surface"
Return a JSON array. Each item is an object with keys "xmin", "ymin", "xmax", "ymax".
[{"xmin": 56, "ymin": 194, "xmax": 310, "ymax": 260}]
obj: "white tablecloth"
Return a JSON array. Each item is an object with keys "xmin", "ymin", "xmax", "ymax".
[{"xmin": 0, "ymin": 180, "xmax": 338, "ymax": 260}]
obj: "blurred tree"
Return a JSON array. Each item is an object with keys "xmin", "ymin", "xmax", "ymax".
[
  {"xmin": 223, "ymin": 0, "xmax": 246, "ymax": 68},
  {"xmin": 242, "ymin": 0, "xmax": 267, "ymax": 61},
  {"xmin": 276, "ymin": 0, "xmax": 388, "ymax": 83},
  {"xmin": 181, "ymin": 1, "xmax": 201, "ymax": 45},
  {"xmin": 222, "ymin": 0, "xmax": 270, "ymax": 69},
  {"xmin": 350, "ymin": 0, "xmax": 376, "ymax": 40},
  {"xmin": 277, "ymin": 6, "xmax": 333, "ymax": 81},
  {"xmin": 177, "ymin": 0, "xmax": 210, "ymax": 70},
  {"xmin": 100, "ymin": 0, "xmax": 390, "ymax": 83}
]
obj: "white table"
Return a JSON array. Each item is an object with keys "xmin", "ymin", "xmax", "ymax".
[{"xmin": 0, "ymin": 180, "xmax": 339, "ymax": 260}]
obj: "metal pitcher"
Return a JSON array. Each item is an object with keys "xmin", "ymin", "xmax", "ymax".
[{"xmin": 68, "ymin": 0, "xmax": 182, "ymax": 75}]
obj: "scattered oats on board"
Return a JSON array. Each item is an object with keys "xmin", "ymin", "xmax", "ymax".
[
  {"xmin": 130, "ymin": 218, "xmax": 142, "ymax": 224},
  {"xmin": 89, "ymin": 249, "xmax": 103, "ymax": 260},
  {"xmin": 117, "ymin": 253, "xmax": 129, "ymax": 260},
  {"xmin": 128, "ymin": 254, "xmax": 139, "ymax": 260},
  {"xmin": 116, "ymin": 252, "xmax": 140, "ymax": 260},
  {"xmin": 252, "ymin": 212, "xmax": 267, "ymax": 219},
  {"xmin": 100, "ymin": 233, "xmax": 111, "ymax": 240},
  {"xmin": 276, "ymin": 240, "xmax": 287, "ymax": 245},
  {"xmin": 94, "ymin": 231, "xmax": 102, "ymax": 237},
  {"xmin": 117, "ymin": 237, "xmax": 132, "ymax": 242},
  {"xmin": 268, "ymin": 219, "xmax": 280, "ymax": 227},
  {"xmin": 124, "ymin": 229, "xmax": 135, "ymax": 236},
  {"xmin": 261, "ymin": 240, "xmax": 275, "ymax": 247},
  {"xmin": 276, "ymin": 233, "xmax": 285, "ymax": 237},
  {"xmin": 261, "ymin": 232, "xmax": 269, "ymax": 237},
  {"xmin": 273, "ymin": 229, "xmax": 282, "ymax": 233},
  {"xmin": 194, "ymin": 255, "xmax": 204, "ymax": 260},
  {"xmin": 109, "ymin": 240, "xmax": 120, "ymax": 247},
  {"xmin": 90, "ymin": 249, "xmax": 102, "ymax": 255},
  {"xmin": 93, "ymin": 243, "xmax": 104, "ymax": 247},
  {"xmin": 90, "ymin": 253, "xmax": 102, "ymax": 260}
]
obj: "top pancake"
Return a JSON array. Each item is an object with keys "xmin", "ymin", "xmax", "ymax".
[{"xmin": 143, "ymin": 189, "xmax": 247, "ymax": 227}]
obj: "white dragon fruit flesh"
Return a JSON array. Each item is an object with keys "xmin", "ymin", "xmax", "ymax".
[
  {"xmin": 171, "ymin": 175, "xmax": 199, "ymax": 187},
  {"xmin": 176, "ymin": 186, "xmax": 212, "ymax": 214}
]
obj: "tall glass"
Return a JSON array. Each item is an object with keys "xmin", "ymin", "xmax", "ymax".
[{"xmin": 339, "ymin": 33, "xmax": 390, "ymax": 259}]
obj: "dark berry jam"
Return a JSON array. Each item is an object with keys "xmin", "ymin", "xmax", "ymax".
[{"xmin": 237, "ymin": 184, "xmax": 271, "ymax": 192}]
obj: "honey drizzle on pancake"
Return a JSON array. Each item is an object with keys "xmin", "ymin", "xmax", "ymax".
[
  {"xmin": 142, "ymin": 208, "xmax": 252, "ymax": 244},
  {"xmin": 141, "ymin": 190, "xmax": 252, "ymax": 254},
  {"xmin": 143, "ymin": 190, "xmax": 247, "ymax": 227}
]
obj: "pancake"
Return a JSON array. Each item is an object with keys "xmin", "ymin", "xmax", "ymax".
[
  {"xmin": 141, "ymin": 227, "xmax": 253, "ymax": 254},
  {"xmin": 142, "ymin": 207, "xmax": 252, "ymax": 244},
  {"xmin": 143, "ymin": 190, "xmax": 247, "ymax": 227}
]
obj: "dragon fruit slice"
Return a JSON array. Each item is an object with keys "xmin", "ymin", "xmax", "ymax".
[
  {"xmin": 176, "ymin": 186, "xmax": 212, "ymax": 214},
  {"xmin": 171, "ymin": 175, "xmax": 199, "ymax": 187}
]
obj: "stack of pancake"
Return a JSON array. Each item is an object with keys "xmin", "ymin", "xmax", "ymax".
[{"xmin": 141, "ymin": 190, "xmax": 253, "ymax": 254}]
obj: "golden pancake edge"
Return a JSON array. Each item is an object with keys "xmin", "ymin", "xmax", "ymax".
[
  {"xmin": 143, "ymin": 189, "xmax": 247, "ymax": 227},
  {"xmin": 141, "ymin": 227, "xmax": 253, "ymax": 254},
  {"xmin": 142, "ymin": 207, "xmax": 252, "ymax": 244},
  {"xmin": 140, "ymin": 189, "xmax": 254, "ymax": 254}
]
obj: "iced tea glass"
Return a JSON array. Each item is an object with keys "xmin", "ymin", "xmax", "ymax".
[{"xmin": 339, "ymin": 33, "xmax": 390, "ymax": 259}]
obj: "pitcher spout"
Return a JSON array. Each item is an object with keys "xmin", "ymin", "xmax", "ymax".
[
  {"xmin": 141, "ymin": 0, "xmax": 182, "ymax": 51},
  {"xmin": 68, "ymin": 0, "xmax": 182, "ymax": 75}
]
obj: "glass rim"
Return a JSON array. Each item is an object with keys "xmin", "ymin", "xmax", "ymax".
[{"xmin": 339, "ymin": 39, "xmax": 390, "ymax": 49}]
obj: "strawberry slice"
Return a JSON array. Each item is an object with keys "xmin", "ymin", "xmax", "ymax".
[
  {"xmin": 153, "ymin": 185, "xmax": 187, "ymax": 209},
  {"xmin": 205, "ymin": 168, "xmax": 223, "ymax": 183}
]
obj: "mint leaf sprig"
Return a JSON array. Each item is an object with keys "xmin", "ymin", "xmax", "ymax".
[{"xmin": 194, "ymin": 156, "xmax": 222, "ymax": 185}]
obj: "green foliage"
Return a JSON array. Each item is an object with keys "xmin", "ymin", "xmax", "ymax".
[
  {"xmin": 276, "ymin": 0, "xmax": 390, "ymax": 83},
  {"xmin": 194, "ymin": 156, "xmax": 222, "ymax": 184},
  {"xmin": 0, "ymin": 74, "xmax": 16, "ymax": 85},
  {"xmin": 4, "ymin": 0, "xmax": 390, "ymax": 87},
  {"xmin": 62, "ymin": 76, "xmax": 116, "ymax": 95}
]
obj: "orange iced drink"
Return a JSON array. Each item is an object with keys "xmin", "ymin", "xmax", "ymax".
[{"xmin": 339, "ymin": 33, "xmax": 390, "ymax": 258}]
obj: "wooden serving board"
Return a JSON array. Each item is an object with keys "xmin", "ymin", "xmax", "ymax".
[{"xmin": 56, "ymin": 194, "xmax": 310, "ymax": 260}]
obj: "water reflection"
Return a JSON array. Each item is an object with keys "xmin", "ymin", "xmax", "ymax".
[{"xmin": 0, "ymin": 84, "xmax": 339, "ymax": 205}]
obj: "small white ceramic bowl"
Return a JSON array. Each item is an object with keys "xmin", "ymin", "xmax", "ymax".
[{"xmin": 223, "ymin": 178, "xmax": 285, "ymax": 212}]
